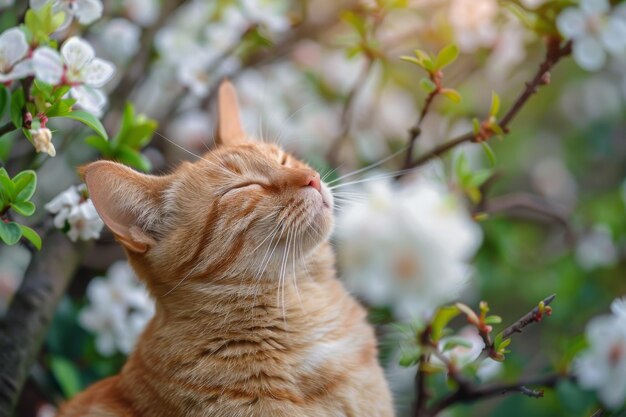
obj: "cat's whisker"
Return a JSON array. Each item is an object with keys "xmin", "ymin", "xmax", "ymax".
[
  {"xmin": 154, "ymin": 130, "xmax": 232, "ymax": 176},
  {"xmin": 275, "ymin": 102, "xmax": 314, "ymax": 146},
  {"xmin": 329, "ymin": 169, "xmax": 416, "ymax": 190},
  {"xmin": 325, "ymin": 146, "xmax": 409, "ymax": 186}
]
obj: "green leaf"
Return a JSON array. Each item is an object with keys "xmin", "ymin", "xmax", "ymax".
[
  {"xmin": 46, "ymin": 97, "xmax": 76, "ymax": 118},
  {"xmin": 19, "ymin": 224, "xmax": 41, "ymax": 250},
  {"xmin": 419, "ymin": 78, "xmax": 437, "ymax": 94},
  {"xmin": 440, "ymin": 88, "xmax": 461, "ymax": 103},
  {"xmin": 400, "ymin": 56, "xmax": 422, "ymax": 66},
  {"xmin": 0, "ymin": 221, "xmax": 22, "ymax": 245},
  {"xmin": 10, "ymin": 88, "xmax": 25, "ymax": 129},
  {"xmin": 62, "ymin": 111, "xmax": 108, "ymax": 140},
  {"xmin": 431, "ymin": 305, "xmax": 460, "ymax": 342},
  {"xmin": 489, "ymin": 121, "xmax": 505, "ymax": 136},
  {"xmin": 0, "ymin": 84, "xmax": 10, "ymax": 117},
  {"xmin": 442, "ymin": 337, "xmax": 473, "ymax": 351},
  {"xmin": 11, "ymin": 201, "xmax": 35, "ymax": 216},
  {"xmin": 480, "ymin": 142, "xmax": 496, "ymax": 166},
  {"xmin": 13, "ymin": 170, "xmax": 37, "ymax": 202},
  {"xmin": 435, "ymin": 44, "xmax": 459, "ymax": 70},
  {"xmin": 85, "ymin": 135, "xmax": 111, "ymax": 156},
  {"xmin": 125, "ymin": 120, "xmax": 158, "ymax": 148},
  {"xmin": 489, "ymin": 91, "xmax": 500, "ymax": 116},
  {"xmin": 415, "ymin": 50, "xmax": 435, "ymax": 72},
  {"xmin": 49, "ymin": 356, "xmax": 82, "ymax": 398},
  {"xmin": 116, "ymin": 146, "xmax": 151, "ymax": 172}
]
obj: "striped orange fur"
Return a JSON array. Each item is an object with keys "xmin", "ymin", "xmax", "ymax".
[{"xmin": 59, "ymin": 81, "xmax": 394, "ymax": 417}]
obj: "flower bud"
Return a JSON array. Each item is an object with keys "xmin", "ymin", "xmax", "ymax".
[{"xmin": 31, "ymin": 128, "xmax": 56, "ymax": 157}]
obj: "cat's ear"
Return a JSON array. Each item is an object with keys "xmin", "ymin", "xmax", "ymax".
[
  {"xmin": 81, "ymin": 161, "xmax": 170, "ymax": 253},
  {"xmin": 216, "ymin": 79, "xmax": 247, "ymax": 146}
]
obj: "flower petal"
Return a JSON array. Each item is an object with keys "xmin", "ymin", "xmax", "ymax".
[
  {"xmin": 557, "ymin": 8, "xmax": 587, "ymax": 39},
  {"xmin": 601, "ymin": 18, "xmax": 626, "ymax": 55},
  {"xmin": 32, "ymin": 47, "xmax": 64, "ymax": 85},
  {"xmin": 0, "ymin": 28, "xmax": 29, "ymax": 69},
  {"xmin": 84, "ymin": 57, "xmax": 115, "ymax": 87},
  {"xmin": 580, "ymin": 0, "xmax": 609, "ymax": 15},
  {"xmin": 61, "ymin": 37, "xmax": 95, "ymax": 72},
  {"xmin": 29, "ymin": 0, "xmax": 48, "ymax": 9},
  {"xmin": 573, "ymin": 36, "xmax": 606, "ymax": 71},
  {"xmin": 71, "ymin": 85, "xmax": 107, "ymax": 116},
  {"xmin": 75, "ymin": 0, "xmax": 103, "ymax": 24}
]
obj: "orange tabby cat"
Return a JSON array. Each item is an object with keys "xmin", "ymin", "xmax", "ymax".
[{"xmin": 58, "ymin": 81, "xmax": 394, "ymax": 417}]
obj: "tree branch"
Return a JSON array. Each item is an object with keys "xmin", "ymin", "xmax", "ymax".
[
  {"xmin": 427, "ymin": 372, "xmax": 571, "ymax": 416},
  {"xmin": 0, "ymin": 233, "xmax": 87, "ymax": 417},
  {"xmin": 0, "ymin": 122, "xmax": 15, "ymax": 137},
  {"xmin": 400, "ymin": 40, "xmax": 572, "ymax": 174}
]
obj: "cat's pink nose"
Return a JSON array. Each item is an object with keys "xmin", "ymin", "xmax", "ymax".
[{"xmin": 306, "ymin": 173, "xmax": 321, "ymax": 193}]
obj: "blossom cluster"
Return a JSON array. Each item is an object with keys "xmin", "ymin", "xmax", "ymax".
[
  {"xmin": 576, "ymin": 297, "xmax": 626, "ymax": 409},
  {"xmin": 79, "ymin": 261, "xmax": 154, "ymax": 356},
  {"xmin": 336, "ymin": 176, "xmax": 482, "ymax": 320},
  {"xmin": 44, "ymin": 184, "xmax": 104, "ymax": 242}
]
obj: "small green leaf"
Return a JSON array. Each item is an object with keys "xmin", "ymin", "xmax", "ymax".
[
  {"xmin": 415, "ymin": 50, "xmax": 435, "ymax": 72},
  {"xmin": 85, "ymin": 135, "xmax": 111, "ymax": 156},
  {"xmin": 341, "ymin": 10, "xmax": 367, "ymax": 37},
  {"xmin": 468, "ymin": 169, "xmax": 492, "ymax": 188},
  {"xmin": 440, "ymin": 88, "xmax": 461, "ymax": 103},
  {"xmin": 489, "ymin": 91, "xmax": 500, "ymax": 116},
  {"xmin": 472, "ymin": 118, "xmax": 481, "ymax": 136},
  {"xmin": 11, "ymin": 201, "xmax": 35, "ymax": 216},
  {"xmin": 13, "ymin": 170, "xmax": 37, "ymax": 202},
  {"xmin": 0, "ymin": 221, "xmax": 22, "ymax": 245},
  {"xmin": 431, "ymin": 305, "xmax": 460, "ymax": 342},
  {"xmin": 435, "ymin": 44, "xmax": 459, "ymax": 70},
  {"xmin": 62, "ymin": 110, "xmax": 108, "ymax": 140},
  {"xmin": 399, "ymin": 348, "xmax": 421, "ymax": 367},
  {"xmin": 0, "ymin": 168, "xmax": 15, "ymax": 201},
  {"xmin": 489, "ymin": 122, "xmax": 505, "ymax": 136},
  {"xmin": 49, "ymin": 356, "xmax": 82, "ymax": 398},
  {"xmin": 480, "ymin": 142, "xmax": 496, "ymax": 166},
  {"xmin": 419, "ymin": 78, "xmax": 437, "ymax": 94},
  {"xmin": 400, "ymin": 56, "xmax": 422, "ymax": 66},
  {"xmin": 19, "ymin": 224, "xmax": 41, "ymax": 250},
  {"xmin": 116, "ymin": 146, "xmax": 151, "ymax": 172},
  {"xmin": 10, "ymin": 88, "xmax": 25, "ymax": 129},
  {"xmin": 484, "ymin": 315, "xmax": 503, "ymax": 325},
  {"xmin": 442, "ymin": 337, "xmax": 473, "ymax": 351}
]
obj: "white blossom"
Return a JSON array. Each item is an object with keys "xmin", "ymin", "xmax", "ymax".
[
  {"xmin": 241, "ymin": 0, "xmax": 290, "ymax": 33},
  {"xmin": 0, "ymin": 28, "xmax": 32, "ymax": 83},
  {"xmin": 30, "ymin": 0, "xmax": 103, "ymax": 29},
  {"xmin": 449, "ymin": 0, "xmax": 498, "ymax": 52},
  {"xmin": 96, "ymin": 18, "xmax": 141, "ymax": 62},
  {"xmin": 66, "ymin": 201, "xmax": 103, "ymax": 242},
  {"xmin": 576, "ymin": 300, "xmax": 626, "ymax": 409},
  {"xmin": 576, "ymin": 224, "xmax": 618, "ymax": 270},
  {"xmin": 166, "ymin": 110, "xmax": 213, "ymax": 149},
  {"xmin": 30, "ymin": 127, "xmax": 56, "ymax": 157},
  {"xmin": 336, "ymin": 177, "xmax": 482, "ymax": 320},
  {"xmin": 557, "ymin": 0, "xmax": 626, "ymax": 71},
  {"xmin": 32, "ymin": 37, "xmax": 115, "ymax": 116},
  {"xmin": 45, "ymin": 184, "xmax": 104, "ymax": 241},
  {"xmin": 79, "ymin": 261, "xmax": 155, "ymax": 356},
  {"xmin": 123, "ymin": 0, "xmax": 160, "ymax": 27}
]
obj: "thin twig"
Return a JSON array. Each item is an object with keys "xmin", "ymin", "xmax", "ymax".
[
  {"xmin": 403, "ymin": 88, "xmax": 439, "ymax": 170},
  {"xmin": 400, "ymin": 40, "xmax": 573, "ymax": 175},
  {"xmin": 325, "ymin": 58, "xmax": 376, "ymax": 167},
  {"xmin": 500, "ymin": 294, "xmax": 556, "ymax": 340}
]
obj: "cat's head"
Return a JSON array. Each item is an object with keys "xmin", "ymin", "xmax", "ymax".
[{"xmin": 82, "ymin": 81, "xmax": 333, "ymax": 296}]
